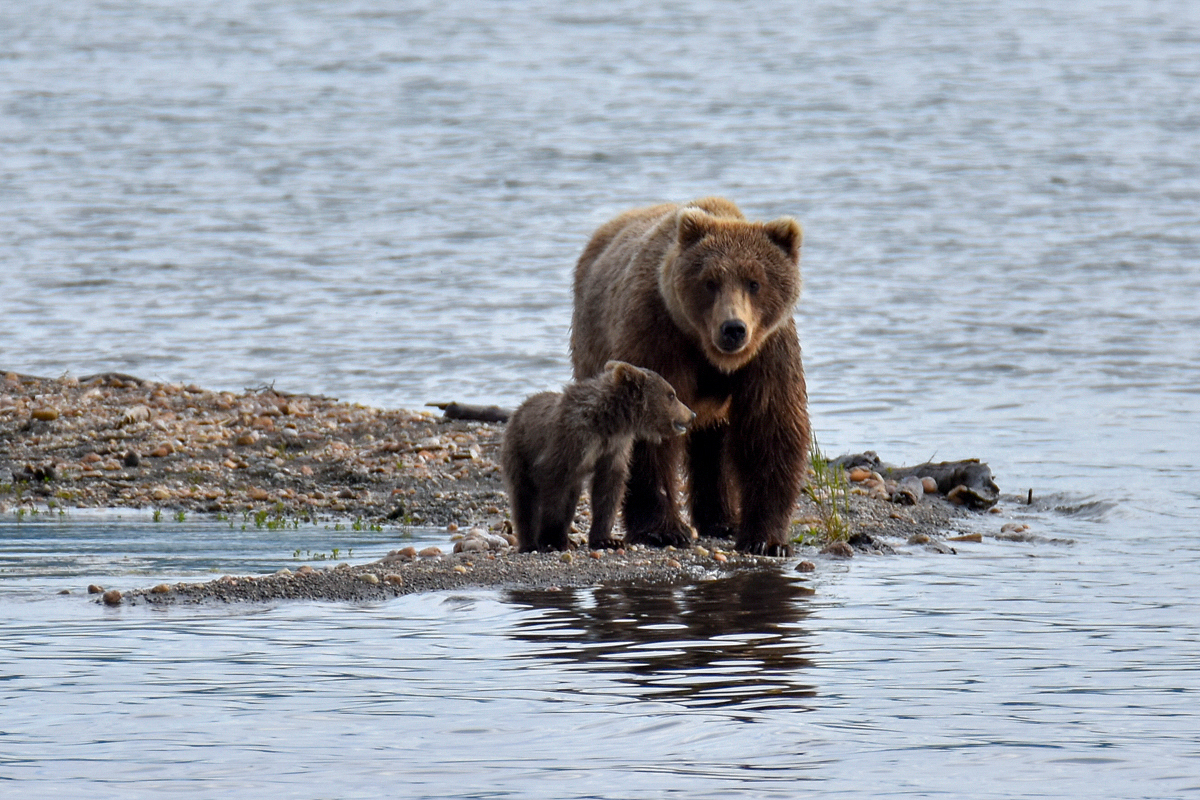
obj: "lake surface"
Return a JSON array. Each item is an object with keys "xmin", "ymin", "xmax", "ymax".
[{"xmin": 2, "ymin": 0, "xmax": 1199, "ymax": 796}]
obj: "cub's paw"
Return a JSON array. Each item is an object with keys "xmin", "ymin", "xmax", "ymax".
[
  {"xmin": 587, "ymin": 535, "xmax": 625, "ymax": 551},
  {"xmin": 626, "ymin": 519, "xmax": 695, "ymax": 549},
  {"xmin": 736, "ymin": 539, "xmax": 794, "ymax": 557}
]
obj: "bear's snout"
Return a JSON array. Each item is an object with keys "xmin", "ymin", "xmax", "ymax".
[
  {"xmin": 718, "ymin": 319, "xmax": 748, "ymax": 352},
  {"xmin": 673, "ymin": 407, "xmax": 696, "ymax": 434}
]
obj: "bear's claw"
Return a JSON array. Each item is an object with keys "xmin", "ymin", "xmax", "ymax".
[
  {"xmin": 736, "ymin": 540, "xmax": 794, "ymax": 557},
  {"xmin": 626, "ymin": 520, "xmax": 695, "ymax": 549}
]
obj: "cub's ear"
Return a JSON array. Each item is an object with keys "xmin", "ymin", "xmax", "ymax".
[
  {"xmin": 763, "ymin": 216, "xmax": 802, "ymax": 260},
  {"xmin": 603, "ymin": 360, "xmax": 643, "ymax": 386},
  {"xmin": 676, "ymin": 208, "xmax": 714, "ymax": 250}
]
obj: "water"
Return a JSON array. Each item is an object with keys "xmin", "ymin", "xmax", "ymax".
[{"xmin": 2, "ymin": 0, "xmax": 1199, "ymax": 796}]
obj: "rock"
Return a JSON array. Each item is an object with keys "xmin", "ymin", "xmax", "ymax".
[
  {"xmin": 907, "ymin": 533, "xmax": 931, "ymax": 545},
  {"xmin": 275, "ymin": 568, "xmax": 293, "ymax": 577},
  {"xmin": 947, "ymin": 532, "xmax": 983, "ymax": 543},
  {"xmin": 247, "ymin": 487, "xmax": 270, "ymax": 501},
  {"xmin": 795, "ymin": 560, "xmax": 816, "ymax": 572},
  {"xmin": 150, "ymin": 584, "xmax": 170, "ymax": 594},
  {"xmin": 694, "ymin": 546, "xmax": 710, "ymax": 557},
  {"xmin": 235, "ymin": 433, "xmax": 258, "ymax": 446},
  {"xmin": 921, "ymin": 477, "xmax": 938, "ymax": 494},
  {"xmin": 418, "ymin": 546, "xmax": 443, "ymax": 558},
  {"xmin": 820, "ymin": 541, "xmax": 854, "ymax": 558},
  {"xmin": 32, "ymin": 408, "xmax": 59, "ymax": 421},
  {"xmin": 87, "ymin": 584, "xmax": 103, "ymax": 594},
  {"xmin": 713, "ymin": 552, "xmax": 728, "ymax": 563},
  {"xmin": 296, "ymin": 565, "xmax": 315, "ymax": 575},
  {"xmin": 1001, "ymin": 522, "xmax": 1029, "ymax": 533},
  {"xmin": 119, "ymin": 405, "xmax": 151, "ymax": 426},
  {"xmin": 151, "ymin": 486, "xmax": 171, "ymax": 501},
  {"xmin": 102, "ymin": 589, "xmax": 122, "ymax": 606},
  {"xmin": 360, "ymin": 573, "xmax": 380, "ymax": 585},
  {"xmin": 384, "ymin": 574, "xmax": 404, "ymax": 586},
  {"xmin": 848, "ymin": 467, "xmax": 872, "ymax": 483},
  {"xmin": 149, "ymin": 443, "xmax": 173, "ymax": 458},
  {"xmin": 123, "ymin": 451, "xmax": 141, "ymax": 468},
  {"xmin": 891, "ymin": 475, "xmax": 924, "ymax": 505}
]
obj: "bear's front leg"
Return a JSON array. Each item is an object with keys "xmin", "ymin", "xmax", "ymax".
[
  {"xmin": 622, "ymin": 438, "xmax": 694, "ymax": 548},
  {"xmin": 687, "ymin": 425, "xmax": 738, "ymax": 539},
  {"xmin": 730, "ymin": 409, "xmax": 808, "ymax": 557},
  {"xmin": 587, "ymin": 453, "xmax": 629, "ymax": 550}
]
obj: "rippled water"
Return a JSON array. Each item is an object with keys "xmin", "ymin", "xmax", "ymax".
[{"xmin": 3, "ymin": 0, "xmax": 1199, "ymax": 796}]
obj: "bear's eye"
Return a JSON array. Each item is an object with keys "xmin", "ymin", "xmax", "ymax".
[
  {"xmin": 705, "ymin": 280, "xmax": 719, "ymax": 294},
  {"xmin": 667, "ymin": 391, "xmax": 676, "ymax": 402},
  {"xmin": 747, "ymin": 280, "xmax": 761, "ymax": 294}
]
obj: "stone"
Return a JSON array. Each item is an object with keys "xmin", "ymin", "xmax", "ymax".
[
  {"xmin": 32, "ymin": 408, "xmax": 59, "ymax": 421},
  {"xmin": 907, "ymin": 533, "xmax": 931, "ymax": 545},
  {"xmin": 87, "ymin": 584, "xmax": 103, "ymax": 594},
  {"xmin": 102, "ymin": 589, "xmax": 122, "ymax": 606},
  {"xmin": 418, "ymin": 546, "xmax": 442, "ymax": 558},
  {"xmin": 360, "ymin": 573, "xmax": 380, "ymax": 585},
  {"xmin": 795, "ymin": 560, "xmax": 815, "ymax": 572},
  {"xmin": 384, "ymin": 574, "xmax": 404, "ymax": 586},
  {"xmin": 150, "ymin": 584, "xmax": 170, "ymax": 594},
  {"xmin": 123, "ymin": 451, "xmax": 141, "ymax": 468},
  {"xmin": 820, "ymin": 541, "xmax": 854, "ymax": 558},
  {"xmin": 921, "ymin": 477, "xmax": 938, "ymax": 494},
  {"xmin": 947, "ymin": 532, "xmax": 983, "ymax": 543}
]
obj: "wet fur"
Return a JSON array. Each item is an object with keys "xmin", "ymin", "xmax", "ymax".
[
  {"xmin": 571, "ymin": 198, "xmax": 810, "ymax": 556},
  {"xmin": 501, "ymin": 362, "xmax": 694, "ymax": 552}
]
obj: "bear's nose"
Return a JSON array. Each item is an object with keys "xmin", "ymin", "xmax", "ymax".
[{"xmin": 719, "ymin": 320, "xmax": 747, "ymax": 350}]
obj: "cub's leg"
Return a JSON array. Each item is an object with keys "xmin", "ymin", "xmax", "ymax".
[
  {"xmin": 535, "ymin": 483, "xmax": 582, "ymax": 552},
  {"xmin": 509, "ymin": 467, "xmax": 542, "ymax": 553},
  {"xmin": 587, "ymin": 452, "xmax": 629, "ymax": 550}
]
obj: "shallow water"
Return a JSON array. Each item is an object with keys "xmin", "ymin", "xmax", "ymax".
[{"xmin": 2, "ymin": 0, "xmax": 1199, "ymax": 796}]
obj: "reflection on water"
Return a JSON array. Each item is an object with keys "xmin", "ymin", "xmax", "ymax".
[{"xmin": 507, "ymin": 570, "xmax": 816, "ymax": 710}]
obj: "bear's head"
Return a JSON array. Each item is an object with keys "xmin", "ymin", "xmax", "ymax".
[
  {"xmin": 604, "ymin": 360, "xmax": 696, "ymax": 442},
  {"xmin": 660, "ymin": 207, "xmax": 802, "ymax": 373}
]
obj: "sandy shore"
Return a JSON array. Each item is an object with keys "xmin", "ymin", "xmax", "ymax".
[{"xmin": 2, "ymin": 370, "xmax": 998, "ymax": 604}]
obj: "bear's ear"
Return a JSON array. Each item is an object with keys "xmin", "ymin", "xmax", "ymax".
[
  {"xmin": 604, "ymin": 360, "xmax": 643, "ymax": 386},
  {"xmin": 763, "ymin": 216, "xmax": 802, "ymax": 260},
  {"xmin": 676, "ymin": 208, "xmax": 714, "ymax": 250}
]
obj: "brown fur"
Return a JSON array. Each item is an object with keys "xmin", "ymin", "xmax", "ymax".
[
  {"xmin": 501, "ymin": 361, "xmax": 695, "ymax": 553},
  {"xmin": 571, "ymin": 198, "xmax": 810, "ymax": 556}
]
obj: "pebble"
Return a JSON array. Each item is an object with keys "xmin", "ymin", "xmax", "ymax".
[
  {"xmin": 247, "ymin": 487, "xmax": 270, "ymax": 501},
  {"xmin": 848, "ymin": 467, "xmax": 871, "ymax": 482},
  {"xmin": 150, "ymin": 584, "xmax": 170, "ymax": 594},
  {"xmin": 275, "ymin": 568, "xmax": 293, "ymax": 577},
  {"xmin": 693, "ymin": 546, "xmax": 710, "ymax": 558},
  {"xmin": 87, "ymin": 584, "xmax": 103, "ymax": 594},
  {"xmin": 947, "ymin": 533, "xmax": 983, "ymax": 543},
  {"xmin": 907, "ymin": 533, "xmax": 931, "ymax": 545},
  {"xmin": 1001, "ymin": 522, "xmax": 1029, "ymax": 533},
  {"xmin": 360, "ymin": 573, "xmax": 380, "ymax": 585},
  {"xmin": 123, "ymin": 451, "xmax": 141, "ymax": 467},
  {"xmin": 32, "ymin": 408, "xmax": 60, "ymax": 422},
  {"xmin": 418, "ymin": 546, "xmax": 443, "ymax": 558},
  {"xmin": 296, "ymin": 565, "xmax": 315, "ymax": 575},
  {"xmin": 820, "ymin": 542, "xmax": 854, "ymax": 558},
  {"xmin": 921, "ymin": 477, "xmax": 938, "ymax": 494},
  {"xmin": 666, "ymin": 558, "xmax": 681, "ymax": 568},
  {"xmin": 102, "ymin": 589, "xmax": 123, "ymax": 606},
  {"xmin": 795, "ymin": 560, "xmax": 816, "ymax": 572},
  {"xmin": 713, "ymin": 552, "xmax": 728, "ymax": 563},
  {"xmin": 151, "ymin": 487, "xmax": 171, "ymax": 501},
  {"xmin": 150, "ymin": 443, "xmax": 173, "ymax": 458},
  {"xmin": 384, "ymin": 574, "xmax": 404, "ymax": 586},
  {"xmin": 560, "ymin": 552, "xmax": 573, "ymax": 563}
]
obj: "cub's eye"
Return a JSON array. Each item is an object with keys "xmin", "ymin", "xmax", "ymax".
[
  {"xmin": 705, "ymin": 280, "xmax": 719, "ymax": 294},
  {"xmin": 747, "ymin": 280, "xmax": 761, "ymax": 294},
  {"xmin": 668, "ymin": 392, "xmax": 676, "ymax": 402}
]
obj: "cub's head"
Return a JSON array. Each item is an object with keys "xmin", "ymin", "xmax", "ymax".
[
  {"xmin": 604, "ymin": 361, "xmax": 695, "ymax": 442},
  {"xmin": 661, "ymin": 205, "xmax": 802, "ymax": 373}
]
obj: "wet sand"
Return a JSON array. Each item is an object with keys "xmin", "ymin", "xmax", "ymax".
[{"xmin": 3, "ymin": 370, "xmax": 991, "ymax": 604}]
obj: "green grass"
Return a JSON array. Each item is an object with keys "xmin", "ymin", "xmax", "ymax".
[{"xmin": 795, "ymin": 434, "xmax": 851, "ymax": 545}]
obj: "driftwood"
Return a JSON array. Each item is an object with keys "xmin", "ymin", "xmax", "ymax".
[
  {"xmin": 427, "ymin": 402, "xmax": 512, "ymax": 423},
  {"xmin": 832, "ymin": 451, "xmax": 999, "ymax": 509}
]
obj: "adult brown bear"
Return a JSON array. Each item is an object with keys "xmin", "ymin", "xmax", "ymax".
[{"xmin": 571, "ymin": 197, "xmax": 809, "ymax": 556}]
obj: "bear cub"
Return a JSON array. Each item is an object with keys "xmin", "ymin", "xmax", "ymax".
[{"xmin": 501, "ymin": 361, "xmax": 695, "ymax": 553}]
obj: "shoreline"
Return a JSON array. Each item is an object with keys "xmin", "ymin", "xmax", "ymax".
[{"xmin": 3, "ymin": 370, "xmax": 1002, "ymax": 604}]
